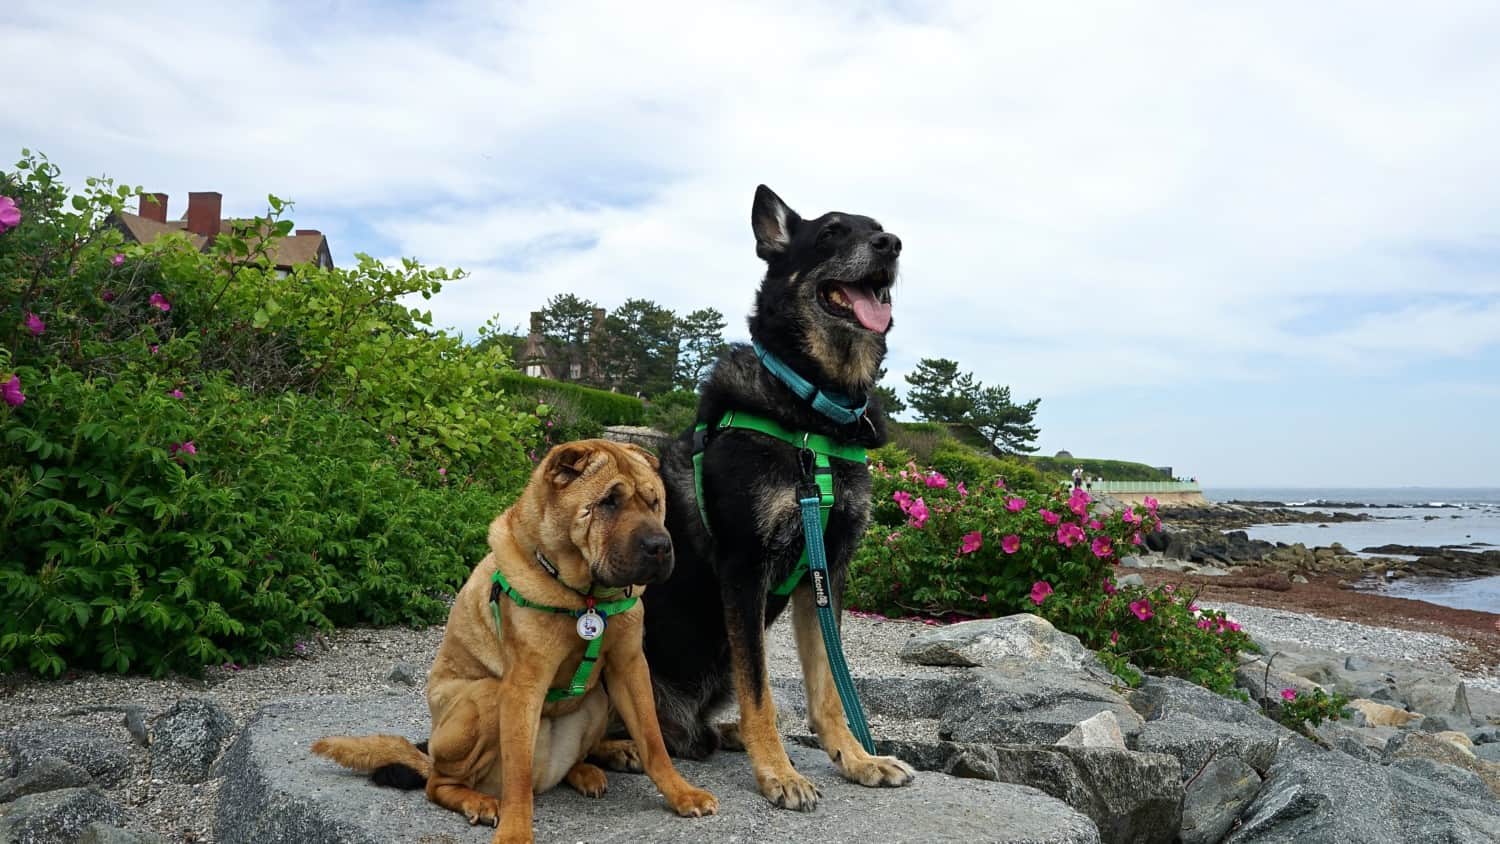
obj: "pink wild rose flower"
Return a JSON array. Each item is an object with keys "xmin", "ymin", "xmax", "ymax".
[
  {"xmin": 1110, "ymin": 630, "xmax": 1120, "ymax": 646},
  {"xmin": 957, "ymin": 481, "xmax": 968, "ymax": 499},
  {"xmin": 111, "ymin": 253, "xmax": 125, "ymax": 266},
  {"xmin": 0, "ymin": 196, "xmax": 20, "ymax": 232},
  {"xmin": 1091, "ymin": 535, "xmax": 1114, "ymax": 558},
  {"xmin": 959, "ymin": 531, "xmax": 983, "ymax": 555},
  {"xmin": 1102, "ymin": 578, "xmax": 1118, "ymax": 595},
  {"xmin": 1029, "ymin": 581, "xmax": 1053, "ymax": 605},
  {"xmin": 907, "ymin": 498, "xmax": 930, "ymax": 529},
  {"xmin": 149, "ymin": 292, "xmax": 171, "ymax": 312},
  {"xmin": 1089, "ymin": 518, "xmax": 1103, "ymax": 531},
  {"xmin": 1056, "ymin": 522, "xmax": 1086, "ymax": 548},
  {"xmin": 1001, "ymin": 534, "xmax": 1021, "ymax": 554},
  {"xmin": 2, "ymin": 375, "xmax": 24, "ymax": 407},
  {"xmin": 168, "ymin": 389, "xmax": 185, "ymax": 399},
  {"xmin": 1129, "ymin": 599, "xmax": 1154, "ymax": 621},
  {"xmin": 1123, "ymin": 509, "xmax": 1141, "ymax": 525},
  {"xmin": 1068, "ymin": 488, "xmax": 1091, "ymax": 517},
  {"xmin": 23, "ymin": 312, "xmax": 44, "ymax": 336},
  {"xmin": 1006, "ymin": 496, "xmax": 1027, "ymax": 512},
  {"xmin": 1040, "ymin": 508, "xmax": 1060, "ymax": 526},
  {"xmin": 1281, "ymin": 688, "xmax": 1298, "ymax": 702},
  {"xmin": 925, "ymin": 472, "xmax": 948, "ymax": 489}
]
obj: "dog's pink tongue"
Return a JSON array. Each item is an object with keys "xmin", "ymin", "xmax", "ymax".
[{"xmin": 839, "ymin": 284, "xmax": 892, "ymax": 333}]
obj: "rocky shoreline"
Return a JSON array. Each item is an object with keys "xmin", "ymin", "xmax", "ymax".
[
  {"xmin": 1148, "ymin": 502, "xmax": 1500, "ymax": 583},
  {"xmin": 3, "ymin": 497, "xmax": 1499, "ymax": 843},
  {"xmin": 2, "ymin": 611, "xmax": 1497, "ymax": 843}
]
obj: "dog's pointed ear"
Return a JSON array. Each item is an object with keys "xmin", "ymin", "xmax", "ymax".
[
  {"xmin": 752, "ymin": 184, "xmax": 799, "ymax": 261},
  {"xmin": 544, "ymin": 441, "xmax": 600, "ymax": 488}
]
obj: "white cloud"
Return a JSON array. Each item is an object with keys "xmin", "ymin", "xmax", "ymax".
[{"xmin": 5, "ymin": 0, "xmax": 1500, "ymax": 482}]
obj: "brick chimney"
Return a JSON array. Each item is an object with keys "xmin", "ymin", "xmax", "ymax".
[
  {"xmin": 138, "ymin": 193, "xmax": 168, "ymax": 223},
  {"xmin": 185, "ymin": 192, "xmax": 223, "ymax": 238},
  {"xmin": 295, "ymin": 229, "xmax": 321, "ymax": 237}
]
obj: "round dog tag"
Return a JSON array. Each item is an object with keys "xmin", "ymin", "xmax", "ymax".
[{"xmin": 576, "ymin": 609, "xmax": 605, "ymax": 641}]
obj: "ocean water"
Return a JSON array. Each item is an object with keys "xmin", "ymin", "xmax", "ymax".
[{"xmin": 1201, "ymin": 487, "xmax": 1500, "ymax": 614}]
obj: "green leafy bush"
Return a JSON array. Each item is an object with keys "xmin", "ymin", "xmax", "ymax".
[
  {"xmin": 0, "ymin": 150, "xmax": 534, "ymax": 676},
  {"xmin": 1044, "ymin": 580, "xmax": 1257, "ymax": 696},
  {"xmin": 644, "ymin": 389, "xmax": 698, "ymax": 435},
  {"xmin": 0, "ymin": 366, "xmax": 503, "ymax": 676},
  {"xmin": 1275, "ymin": 686, "xmax": 1353, "ymax": 734},
  {"xmin": 848, "ymin": 456, "xmax": 1254, "ymax": 693},
  {"xmin": 497, "ymin": 372, "xmax": 645, "ymax": 426}
]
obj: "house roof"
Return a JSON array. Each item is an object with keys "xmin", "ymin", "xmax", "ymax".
[{"xmin": 113, "ymin": 212, "xmax": 331, "ymax": 270}]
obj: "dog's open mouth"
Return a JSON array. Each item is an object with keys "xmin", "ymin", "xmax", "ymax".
[{"xmin": 817, "ymin": 273, "xmax": 893, "ymax": 333}]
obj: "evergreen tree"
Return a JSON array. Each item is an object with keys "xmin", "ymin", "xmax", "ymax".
[
  {"xmin": 537, "ymin": 293, "xmax": 600, "ymax": 382},
  {"xmin": 674, "ymin": 307, "xmax": 728, "ymax": 390},
  {"xmin": 599, "ymin": 298, "xmax": 679, "ymax": 396},
  {"xmin": 905, "ymin": 358, "xmax": 976, "ymax": 422},
  {"xmin": 970, "ymin": 384, "xmax": 1041, "ymax": 454}
]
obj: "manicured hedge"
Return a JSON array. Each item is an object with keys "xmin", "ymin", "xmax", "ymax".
[{"xmin": 498, "ymin": 372, "xmax": 645, "ymax": 426}]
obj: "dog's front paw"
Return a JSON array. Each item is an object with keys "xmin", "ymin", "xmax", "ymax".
[
  {"xmin": 837, "ymin": 752, "xmax": 916, "ymax": 788},
  {"xmin": 668, "ymin": 785, "xmax": 719, "ymax": 818},
  {"xmin": 463, "ymin": 795, "xmax": 500, "ymax": 826},
  {"xmin": 756, "ymin": 767, "xmax": 820, "ymax": 811}
]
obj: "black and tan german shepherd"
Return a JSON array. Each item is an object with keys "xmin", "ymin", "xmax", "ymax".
[{"xmin": 640, "ymin": 186, "xmax": 915, "ymax": 811}]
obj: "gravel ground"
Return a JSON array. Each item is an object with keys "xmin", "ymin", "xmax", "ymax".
[
  {"xmin": 1200, "ymin": 599, "xmax": 1500, "ymax": 693},
  {"xmin": 2, "ymin": 605, "xmax": 1493, "ymax": 841}
]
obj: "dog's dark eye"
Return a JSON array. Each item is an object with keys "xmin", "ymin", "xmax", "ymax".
[{"xmin": 817, "ymin": 222, "xmax": 847, "ymax": 244}]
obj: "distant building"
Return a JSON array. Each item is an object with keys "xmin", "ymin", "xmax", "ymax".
[
  {"xmin": 1054, "ymin": 450, "xmax": 1074, "ymax": 459},
  {"xmin": 111, "ymin": 192, "xmax": 334, "ymax": 275},
  {"xmin": 517, "ymin": 307, "xmax": 607, "ymax": 382}
]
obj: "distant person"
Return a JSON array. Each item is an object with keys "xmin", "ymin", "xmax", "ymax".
[{"xmin": 1072, "ymin": 466, "xmax": 1083, "ymax": 490}]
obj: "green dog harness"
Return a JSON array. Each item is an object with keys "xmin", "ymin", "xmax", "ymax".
[
  {"xmin": 488, "ymin": 561, "xmax": 638, "ymax": 703},
  {"xmin": 691, "ymin": 408, "xmax": 877, "ymax": 752},
  {"xmin": 692, "ymin": 411, "xmax": 867, "ymax": 595}
]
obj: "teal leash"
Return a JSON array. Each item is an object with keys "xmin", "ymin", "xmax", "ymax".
[{"xmin": 796, "ymin": 461, "xmax": 876, "ymax": 755}]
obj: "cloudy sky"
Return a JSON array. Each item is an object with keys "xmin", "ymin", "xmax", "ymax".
[{"xmin": 6, "ymin": 1, "xmax": 1498, "ymax": 487}]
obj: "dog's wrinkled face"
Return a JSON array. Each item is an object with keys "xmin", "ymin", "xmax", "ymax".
[
  {"xmin": 535, "ymin": 439, "xmax": 673, "ymax": 589},
  {"xmin": 749, "ymin": 184, "xmax": 899, "ymax": 391}
]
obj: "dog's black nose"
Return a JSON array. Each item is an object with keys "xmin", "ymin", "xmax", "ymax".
[
  {"xmin": 639, "ymin": 533, "xmax": 672, "ymax": 562},
  {"xmin": 870, "ymin": 232, "xmax": 901, "ymax": 256}
]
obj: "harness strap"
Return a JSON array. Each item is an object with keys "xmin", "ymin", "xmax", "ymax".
[{"xmin": 488, "ymin": 570, "xmax": 638, "ymax": 702}]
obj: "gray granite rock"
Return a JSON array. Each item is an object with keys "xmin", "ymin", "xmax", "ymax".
[
  {"xmin": 1126, "ymin": 676, "xmax": 1295, "ymax": 776},
  {"xmin": 0, "ymin": 787, "xmax": 125, "ymax": 844},
  {"xmin": 900, "ymin": 614, "xmax": 1100, "ymax": 671},
  {"xmin": 218, "ymin": 696, "xmax": 1103, "ymax": 844},
  {"xmin": 0, "ymin": 757, "xmax": 93, "ymax": 803},
  {"xmin": 939, "ymin": 669, "xmax": 1143, "ymax": 746},
  {"xmin": 150, "ymin": 697, "xmax": 235, "ymax": 784},
  {"xmin": 1227, "ymin": 750, "xmax": 1500, "ymax": 843},
  {"xmin": 386, "ymin": 662, "xmax": 420, "ymax": 687},
  {"xmin": 0, "ymin": 722, "xmax": 132, "ymax": 788},
  {"xmin": 1056, "ymin": 711, "xmax": 1126, "ymax": 750},
  {"xmin": 76, "ymin": 822, "xmax": 166, "ymax": 844},
  {"xmin": 1179, "ymin": 757, "xmax": 1260, "ymax": 844}
]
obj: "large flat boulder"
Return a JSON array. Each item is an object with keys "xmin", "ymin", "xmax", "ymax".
[
  {"xmin": 1227, "ymin": 749, "xmax": 1500, "ymax": 844},
  {"xmin": 217, "ymin": 696, "xmax": 1102, "ymax": 844}
]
